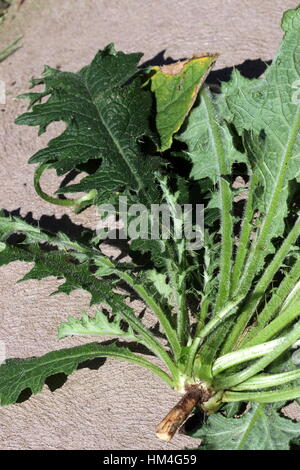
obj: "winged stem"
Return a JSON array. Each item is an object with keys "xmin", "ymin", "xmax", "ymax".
[
  {"xmin": 201, "ymin": 87, "xmax": 233, "ymax": 312},
  {"xmin": 222, "ymin": 216, "xmax": 300, "ymax": 354},
  {"xmin": 214, "ymin": 318, "xmax": 300, "ymax": 389}
]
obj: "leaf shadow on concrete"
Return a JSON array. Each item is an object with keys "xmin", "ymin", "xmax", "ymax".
[{"xmin": 141, "ymin": 50, "xmax": 271, "ymax": 82}]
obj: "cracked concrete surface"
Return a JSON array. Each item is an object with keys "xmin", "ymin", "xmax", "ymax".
[{"xmin": 0, "ymin": 0, "xmax": 300, "ymax": 450}]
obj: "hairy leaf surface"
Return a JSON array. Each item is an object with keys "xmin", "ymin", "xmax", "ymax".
[{"xmin": 190, "ymin": 403, "xmax": 300, "ymax": 450}]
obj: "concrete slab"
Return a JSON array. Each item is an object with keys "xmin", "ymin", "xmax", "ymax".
[{"xmin": 0, "ymin": 0, "xmax": 299, "ymax": 450}]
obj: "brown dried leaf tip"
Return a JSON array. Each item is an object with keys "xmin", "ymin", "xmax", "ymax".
[{"xmin": 158, "ymin": 53, "xmax": 219, "ymax": 76}]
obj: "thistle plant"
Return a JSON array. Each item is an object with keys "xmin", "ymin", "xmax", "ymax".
[{"xmin": 1, "ymin": 5, "xmax": 300, "ymax": 450}]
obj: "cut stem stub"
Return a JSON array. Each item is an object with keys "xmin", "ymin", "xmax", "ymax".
[{"xmin": 156, "ymin": 384, "xmax": 213, "ymax": 442}]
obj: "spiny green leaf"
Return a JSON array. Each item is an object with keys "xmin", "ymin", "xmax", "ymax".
[
  {"xmin": 177, "ymin": 90, "xmax": 246, "ymax": 183},
  {"xmin": 190, "ymin": 403, "xmax": 300, "ymax": 450},
  {"xmin": 129, "ymin": 238, "xmax": 167, "ymax": 268},
  {"xmin": 15, "ymin": 44, "xmax": 160, "ymax": 207},
  {"xmin": 0, "ymin": 342, "xmax": 164, "ymax": 405},
  {"xmin": 58, "ymin": 311, "xmax": 138, "ymax": 341},
  {"xmin": 0, "ymin": 219, "xmax": 163, "ymax": 355},
  {"xmin": 178, "ymin": 87, "xmax": 243, "ymax": 312},
  {"xmin": 0, "ymin": 216, "xmax": 177, "ymax": 373},
  {"xmin": 0, "ymin": 241, "xmax": 116, "ymax": 304},
  {"xmin": 0, "ymin": 215, "xmax": 43, "ymax": 243},
  {"xmin": 219, "ymin": 4, "xmax": 300, "ymax": 245},
  {"xmin": 146, "ymin": 270, "xmax": 174, "ymax": 305}
]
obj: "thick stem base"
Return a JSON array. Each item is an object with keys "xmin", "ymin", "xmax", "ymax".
[{"xmin": 156, "ymin": 383, "xmax": 214, "ymax": 442}]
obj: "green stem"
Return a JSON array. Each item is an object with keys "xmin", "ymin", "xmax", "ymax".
[
  {"xmin": 177, "ymin": 275, "xmax": 188, "ymax": 347},
  {"xmin": 95, "ymin": 256, "xmax": 181, "ymax": 361},
  {"xmin": 231, "ymin": 173, "xmax": 257, "ymax": 294},
  {"xmin": 99, "ymin": 348, "xmax": 174, "ymax": 387},
  {"xmin": 165, "ymin": 246, "xmax": 187, "ymax": 348},
  {"xmin": 34, "ymin": 164, "xmax": 78, "ymax": 206},
  {"xmin": 214, "ymin": 318, "xmax": 300, "ymax": 390},
  {"xmin": 197, "ymin": 241, "xmax": 216, "ymax": 328},
  {"xmin": 240, "ymin": 292, "xmax": 300, "ymax": 348},
  {"xmin": 202, "ymin": 87, "xmax": 233, "ymax": 312},
  {"xmin": 234, "ymin": 105, "xmax": 300, "ymax": 304},
  {"xmin": 128, "ymin": 277, "xmax": 182, "ymax": 361},
  {"xmin": 223, "ymin": 386, "xmax": 300, "ymax": 403},
  {"xmin": 50, "ymin": 230, "xmax": 180, "ymax": 378},
  {"xmin": 197, "ymin": 319, "xmax": 236, "ymax": 376},
  {"xmin": 221, "ymin": 216, "xmax": 300, "ymax": 354},
  {"xmin": 151, "ymin": 177, "xmax": 189, "ymax": 347},
  {"xmin": 282, "ymin": 280, "xmax": 300, "ymax": 310},
  {"xmin": 231, "ymin": 369, "xmax": 300, "ymax": 391},
  {"xmin": 176, "ymin": 240, "xmax": 190, "ymax": 347},
  {"xmin": 197, "ymin": 296, "xmax": 210, "ymax": 332},
  {"xmin": 83, "ymin": 343, "xmax": 175, "ymax": 387},
  {"xmin": 11, "ymin": 231, "xmax": 178, "ymax": 378},
  {"xmin": 242, "ymin": 256, "xmax": 300, "ymax": 346},
  {"xmin": 212, "ymin": 338, "xmax": 283, "ymax": 376},
  {"xmin": 185, "ymin": 296, "xmax": 243, "ymax": 376}
]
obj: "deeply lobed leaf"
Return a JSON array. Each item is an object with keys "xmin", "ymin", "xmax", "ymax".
[{"xmin": 16, "ymin": 44, "xmax": 161, "ymax": 207}]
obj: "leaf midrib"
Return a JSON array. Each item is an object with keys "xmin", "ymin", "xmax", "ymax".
[{"xmin": 84, "ymin": 78, "xmax": 149, "ymax": 204}]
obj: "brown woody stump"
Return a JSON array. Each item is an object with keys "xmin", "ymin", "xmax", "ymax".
[{"xmin": 156, "ymin": 383, "xmax": 213, "ymax": 442}]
